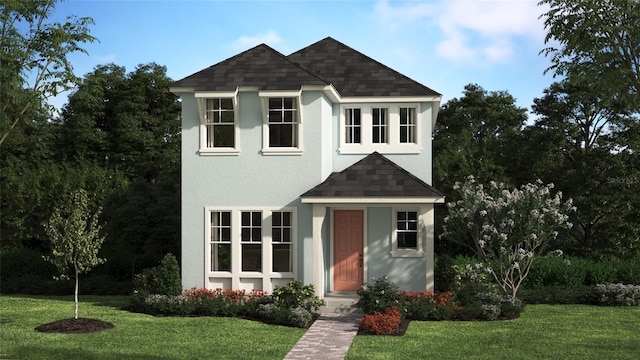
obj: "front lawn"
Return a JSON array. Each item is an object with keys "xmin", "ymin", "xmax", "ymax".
[
  {"xmin": 0, "ymin": 295, "xmax": 304, "ymax": 360},
  {"xmin": 347, "ymin": 304, "xmax": 640, "ymax": 359}
]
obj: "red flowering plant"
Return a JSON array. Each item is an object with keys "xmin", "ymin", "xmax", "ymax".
[
  {"xmin": 179, "ymin": 287, "xmax": 270, "ymax": 316},
  {"xmin": 359, "ymin": 306, "xmax": 402, "ymax": 335}
]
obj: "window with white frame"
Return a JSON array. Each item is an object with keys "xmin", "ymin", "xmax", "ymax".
[
  {"xmin": 196, "ymin": 95, "xmax": 239, "ymax": 154},
  {"xmin": 372, "ymin": 107, "xmax": 389, "ymax": 144},
  {"xmin": 345, "ymin": 108, "xmax": 362, "ymax": 144},
  {"xmin": 399, "ymin": 107, "xmax": 417, "ymax": 143},
  {"xmin": 392, "ymin": 209, "xmax": 423, "ymax": 257},
  {"xmin": 267, "ymin": 97, "xmax": 299, "ymax": 148},
  {"xmin": 339, "ymin": 103, "xmax": 421, "ymax": 154},
  {"xmin": 241, "ymin": 211, "xmax": 262, "ymax": 272},
  {"xmin": 272, "ymin": 211, "xmax": 292, "ymax": 272},
  {"xmin": 210, "ymin": 211, "xmax": 231, "ymax": 271}
]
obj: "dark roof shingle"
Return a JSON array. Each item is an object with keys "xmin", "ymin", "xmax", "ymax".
[
  {"xmin": 287, "ymin": 37, "xmax": 440, "ymax": 97},
  {"xmin": 172, "ymin": 44, "xmax": 327, "ymax": 91},
  {"xmin": 301, "ymin": 152, "xmax": 443, "ymax": 198}
]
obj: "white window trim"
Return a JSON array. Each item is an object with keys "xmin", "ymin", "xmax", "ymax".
[
  {"xmin": 391, "ymin": 207, "xmax": 424, "ymax": 258},
  {"xmin": 260, "ymin": 90, "xmax": 303, "ymax": 155},
  {"xmin": 195, "ymin": 91, "xmax": 240, "ymax": 155},
  {"xmin": 204, "ymin": 206, "xmax": 297, "ymax": 290},
  {"xmin": 339, "ymin": 103, "xmax": 422, "ymax": 154}
]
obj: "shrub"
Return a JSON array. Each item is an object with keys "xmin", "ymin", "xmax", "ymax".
[
  {"xmin": 435, "ymin": 255, "xmax": 457, "ymax": 292},
  {"xmin": 256, "ymin": 304, "xmax": 314, "ymax": 328},
  {"xmin": 356, "ymin": 276, "xmax": 407, "ymax": 315},
  {"xmin": 402, "ymin": 291, "xmax": 460, "ymax": 320},
  {"xmin": 519, "ymin": 285, "xmax": 597, "ymax": 304},
  {"xmin": 359, "ymin": 307, "xmax": 402, "ymax": 335},
  {"xmin": 453, "ymin": 262, "xmax": 497, "ymax": 306},
  {"xmin": 133, "ymin": 253, "xmax": 182, "ymax": 299},
  {"xmin": 595, "ymin": 284, "xmax": 640, "ymax": 306},
  {"xmin": 272, "ymin": 280, "xmax": 324, "ymax": 314}
]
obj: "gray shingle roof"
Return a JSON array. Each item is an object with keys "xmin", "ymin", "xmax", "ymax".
[
  {"xmin": 301, "ymin": 152, "xmax": 443, "ymax": 198},
  {"xmin": 171, "ymin": 44, "xmax": 327, "ymax": 91},
  {"xmin": 288, "ymin": 37, "xmax": 441, "ymax": 97},
  {"xmin": 172, "ymin": 37, "xmax": 440, "ymax": 97}
]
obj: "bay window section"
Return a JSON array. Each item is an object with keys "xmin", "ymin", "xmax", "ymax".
[
  {"xmin": 272, "ymin": 211, "xmax": 292, "ymax": 273},
  {"xmin": 210, "ymin": 211, "xmax": 231, "ymax": 272},
  {"xmin": 345, "ymin": 108, "xmax": 362, "ymax": 144},
  {"xmin": 372, "ymin": 107, "xmax": 388, "ymax": 144},
  {"xmin": 241, "ymin": 211, "xmax": 262, "ymax": 272},
  {"xmin": 399, "ymin": 107, "xmax": 417, "ymax": 144}
]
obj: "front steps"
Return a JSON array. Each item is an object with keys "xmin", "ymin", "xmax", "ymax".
[{"xmin": 320, "ymin": 292, "xmax": 362, "ymax": 314}]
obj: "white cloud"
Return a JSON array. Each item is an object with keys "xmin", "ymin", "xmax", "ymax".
[
  {"xmin": 230, "ymin": 30, "xmax": 282, "ymax": 50},
  {"xmin": 374, "ymin": 0, "xmax": 547, "ymax": 65}
]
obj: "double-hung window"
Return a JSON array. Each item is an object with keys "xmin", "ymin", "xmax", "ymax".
[
  {"xmin": 272, "ymin": 211, "xmax": 292, "ymax": 272},
  {"xmin": 241, "ymin": 211, "xmax": 262, "ymax": 272},
  {"xmin": 196, "ymin": 93, "xmax": 239, "ymax": 155},
  {"xmin": 372, "ymin": 107, "xmax": 389, "ymax": 144},
  {"xmin": 210, "ymin": 211, "xmax": 231, "ymax": 271},
  {"xmin": 399, "ymin": 107, "xmax": 416, "ymax": 144},
  {"xmin": 261, "ymin": 94, "xmax": 302, "ymax": 154},
  {"xmin": 345, "ymin": 108, "xmax": 362, "ymax": 144},
  {"xmin": 392, "ymin": 209, "xmax": 423, "ymax": 257}
]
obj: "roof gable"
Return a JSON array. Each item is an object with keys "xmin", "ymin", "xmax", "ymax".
[
  {"xmin": 287, "ymin": 37, "xmax": 440, "ymax": 97},
  {"xmin": 172, "ymin": 44, "xmax": 327, "ymax": 91},
  {"xmin": 301, "ymin": 152, "xmax": 443, "ymax": 199}
]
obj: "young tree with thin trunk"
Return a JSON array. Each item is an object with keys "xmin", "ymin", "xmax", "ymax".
[{"xmin": 43, "ymin": 189, "xmax": 106, "ymax": 319}]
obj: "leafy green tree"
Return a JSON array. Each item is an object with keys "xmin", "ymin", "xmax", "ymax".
[
  {"xmin": 0, "ymin": 0, "xmax": 96, "ymax": 145},
  {"xmin": 60, "ymin": 63, "xmax": 181, "ymax": 182},
  {"xmin": 43, "ymin": 189, "xmax": 106, "ymax": 319},
  {"xmin": 433, "ymin": 84, "xmax": 528, "ymax": 256},
  {"xmin": 539, "ymin": 0, "xmax": 640, "ymax": 113}
]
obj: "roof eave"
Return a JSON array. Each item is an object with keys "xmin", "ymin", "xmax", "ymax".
[{"xmin": 300, "ymin": 196, "xmax": 445, "ymax": 204}]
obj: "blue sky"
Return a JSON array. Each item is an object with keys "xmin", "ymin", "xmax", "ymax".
[{"xmin": 52, "ymin": 0, "xmax": 557, "ymax": 117}]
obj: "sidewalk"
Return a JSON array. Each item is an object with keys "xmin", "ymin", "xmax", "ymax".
[{"xmin": 283, "ymin": 313, "xmax": 362, "ymax": 360}]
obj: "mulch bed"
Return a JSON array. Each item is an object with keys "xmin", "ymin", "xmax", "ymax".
[{"xmin": 35, "ymin": 318, "xmax": 114, "ymax": 334}]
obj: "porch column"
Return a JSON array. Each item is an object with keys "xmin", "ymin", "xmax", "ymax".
[
  {"xmin": 425, "ymin": 205, "xmax": 435, "ymax": 292},
  {"xmin": 312, "ymin": 204, "xmax": 326, "ymax": 297}
]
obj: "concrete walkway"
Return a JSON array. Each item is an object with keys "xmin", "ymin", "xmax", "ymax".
[{"xmin": 284, "ymin": 313, "xmax": 362, "ymax": 360}]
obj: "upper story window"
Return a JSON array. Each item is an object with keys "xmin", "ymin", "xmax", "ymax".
[
  {"xmin": 372, "ymin": 107, "xmax": 389, "ymax": 144},
  {"xmin": 196, "ymin": 92, "xmax": 239, "ymax": 155},
  {"xmin": 339, "ymin": 103, "xmax": 421, "ymax": 154},
  {"xmin": 345, "ymin": 108, "xmax": 362, "ymax": 144},
  {"xmin": 261, "ymin": 92, "xmax": 303, "ymax": 155},
  {"xmin": 399, "ymin": 107, "xmax": 416, "ymax": 144}
]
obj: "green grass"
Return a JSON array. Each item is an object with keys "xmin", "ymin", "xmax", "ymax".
[
  {"xmin": 0, "ymin": 295, "xmax": 305, "ymax": 360},
  {"xmin": 347, "ymin": 305, "xmax": 640, "ymax": 359}
]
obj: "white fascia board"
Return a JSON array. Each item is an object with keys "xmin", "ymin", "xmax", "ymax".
[
  {"xmin": 339, "ymin": 96, "xmax": 442, "ymax": 104},
  {"xmin": 301, "ymin": 84, "xmax": 341, "ymax": 103},
  {"xmin": 195, "ymin": 88, "xmax": 239, "ymax": 98},
  {"xmin": 258, "ymin": 89, "xmax": 302, "ymax": 97},
  {"xmin": 300, "ymin": 196, "xmax": 445, "ymax": 204}
]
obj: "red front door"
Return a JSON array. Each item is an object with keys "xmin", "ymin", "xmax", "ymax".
[{"xmin": 333, "ymin": 210, "xmax": 363, "ymax": 291}]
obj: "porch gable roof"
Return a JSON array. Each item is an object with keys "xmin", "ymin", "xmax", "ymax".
[{"xmin": 300, "ymin": 152, "xmax": 444, "ymax": 203}]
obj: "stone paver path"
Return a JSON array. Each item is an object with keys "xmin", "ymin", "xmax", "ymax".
[{"xmin": 284, "ymin": 313, "xmax": 361, "ymax": 360}]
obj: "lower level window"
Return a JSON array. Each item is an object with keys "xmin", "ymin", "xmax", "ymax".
[
  {"xmin": 272, "ymin": 211, "xmax": 292, "ymax": 272},
  {"xmin": 241, "ymin": 211, "xmax": 262, "ymax": 272},
  {"xmin": 396, "ymin": 211, "xmax": 418, "ymax": 249},
  {"xmin": 210, "ymin": 211, "xmax": 231, "ymax": 271}
]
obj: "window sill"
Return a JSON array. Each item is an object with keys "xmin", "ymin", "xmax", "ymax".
[
  {"xmin": 391, "ymin": 249, "xmax": 423, "ymax": 258},
  {"xmin": 261, "ymin": 148, "xmax": 303, "ymax": 156},
  {"xmin": 199, "ymin": 148, "xmax": 240, "ymax": 156}
]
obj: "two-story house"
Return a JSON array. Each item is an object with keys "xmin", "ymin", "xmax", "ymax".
[{"xmin": 170, "ymin": 37, "xmax": 444, "ymax": 298}]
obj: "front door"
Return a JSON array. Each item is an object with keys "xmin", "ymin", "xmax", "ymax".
[{"xmin": 333, "ymin": 210, "xmax": 363, "ymax": 291}]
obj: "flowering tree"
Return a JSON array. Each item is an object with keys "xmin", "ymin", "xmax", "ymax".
[{"xmin": 441, "ymin": 176, "xmax": 575, "ymax": 300}]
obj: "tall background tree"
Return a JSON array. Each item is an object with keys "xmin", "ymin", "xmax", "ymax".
[
  {"xmin": 0, "ymin": 0, "xmax": 96, "ymax": 145},
  {"xmin": 539, "ymin": 0, "xmax": 640, "ymax": 113}
]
